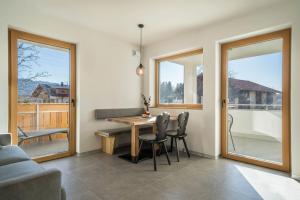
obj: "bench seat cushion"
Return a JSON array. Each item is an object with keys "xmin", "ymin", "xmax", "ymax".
[
  {"xmin": 96, "ymin": 127, "xmax": 131, "ymax": 137},
  {"xmin": 0, "ymin": 146, "xmax": 30, "ymax": 166},
  {"xmin": 95, "ymin": 125, "xmax": 153, "ymax": 137}
]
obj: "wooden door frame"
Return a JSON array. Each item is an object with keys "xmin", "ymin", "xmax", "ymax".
[
  {"xmin": 9, "ymin": 29, "xmax": 76, "ymax": 162},
  {"xmin": 221, "ymin": 29, "xmax": 291, "ymax": 172}
]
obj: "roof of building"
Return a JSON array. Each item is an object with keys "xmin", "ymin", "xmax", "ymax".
[
  {"xmin": 229, "ymin": 78, "xmax": 281, "ymax": 94},
  {"xmin": 197, "ymin": 74, "xmax": 281, "ymax": 94},
  {"xmin": 32, "ymin": 84, "xmax": 69, "ymax": 98}
]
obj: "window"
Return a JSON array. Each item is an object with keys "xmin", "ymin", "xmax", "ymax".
[{"xmin": 155, "ymin": 49, "xmax": 203, "ymax": 109}]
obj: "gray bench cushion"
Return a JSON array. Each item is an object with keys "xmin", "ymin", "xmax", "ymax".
[
  {"xmin": 0, "ymin": 146, "xmax": 30, "ymax": 166},
  {"xmin": 95, "ymin": 108, "xmax": 144, "ymax": 119},
  {"xmin": 0, "ymin": 160, "xmax": 44, "ymax": 181},
  {"xmin": 96, "ymin": 125, "xmax": 153, "ymax": 137},
  {"xmin": 96, "ymin": 127, "xmax": 131, "ymax": 137}
]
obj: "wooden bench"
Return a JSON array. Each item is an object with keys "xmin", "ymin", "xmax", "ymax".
[
  {"xmin": 94, "ymin": 108, "xmax": 151, "ymax": 155},
  {"xmin": 95, "ymin": 126, "xmax": 152, "ymax": 155}
]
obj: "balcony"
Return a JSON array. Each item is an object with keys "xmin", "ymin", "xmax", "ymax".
[
  {"xmin": 17, "ymin": 103, "xmax": 69, "ymax": 158},
  {"xmin": 228, "ymin": 104, "xmax": 282, "ymax": 163}
]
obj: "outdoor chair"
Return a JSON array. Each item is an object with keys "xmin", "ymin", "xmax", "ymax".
[
  {"xmin": 228, "ymin": 113, "xmax": 236, "ymax": 150},
  {"xmin": 17, "ymin": 126, "xmax": 69, "ymax": 146}
]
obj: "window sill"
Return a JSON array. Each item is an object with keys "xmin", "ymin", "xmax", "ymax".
[{"xmin": 154, "ymin": 104, "xmax": 203, "ymax": 110}]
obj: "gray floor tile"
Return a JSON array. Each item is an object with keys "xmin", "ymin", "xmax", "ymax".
[{"xmin": 40, "ymin": 150, "xmax": 297, "ymax": 200}]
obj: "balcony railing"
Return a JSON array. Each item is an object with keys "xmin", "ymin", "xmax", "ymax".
[
  {"xmin": 17, "ymin": 103, "xmax": 69, "ymax": 144},
  {"xmin": 228, "ymin": 106, "xmax": 282, "ymax": 142},
  {"xmin": 228, "ymin": 104, "xmax": 282, "ymax": 110}
]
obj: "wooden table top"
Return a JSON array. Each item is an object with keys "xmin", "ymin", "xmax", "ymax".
[{"xmin": 107, "ymin": 115, "xmax": 177, "ymax": 126}]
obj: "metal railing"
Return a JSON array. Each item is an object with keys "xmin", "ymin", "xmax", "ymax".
[{"xmin": 228, "ymin": 104, "xmax": 282, "ymax": 110}]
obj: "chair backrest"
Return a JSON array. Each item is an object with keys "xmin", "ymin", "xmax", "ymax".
[
  {"xmin": 177, "ymin": 112, "xmax": 189, "ymax": 136},
  {"xmin": 228, "ymin": 114, "xmax": 233, "ymax": 132},
  {"xmin": 155, "ymin": 112, "xmax": 170, "ymax": 140}
]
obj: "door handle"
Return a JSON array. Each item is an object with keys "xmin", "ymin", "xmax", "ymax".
[
  {"xmin": 222, "ymin": 99, "xmax": 226, "ymax": 108},
  {"xmin": 71, "ymin": 99, "xmax": 76, "ymax": 107}
]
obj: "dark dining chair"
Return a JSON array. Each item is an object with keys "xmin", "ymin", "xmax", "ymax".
[
  {"xmin": 167, "ymin": 112, "xmax": 190, "ymax": 162},
  {"xmin": 137, "ymin": 112, "xmax": 171, "ymax": 171}
]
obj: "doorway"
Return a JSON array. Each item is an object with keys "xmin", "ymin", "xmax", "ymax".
[
  {"xmin": 221, "ymin": 29, "xmax": 291, "ymax": 172},
  {"xmin": 9, "ymin": 29, "xmax": 76, "ymax": 162}
]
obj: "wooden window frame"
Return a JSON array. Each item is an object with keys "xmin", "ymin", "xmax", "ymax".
[
  {"xmin": 9, "ymin": 29, "xmax": 77, "ymax": 162},
  {"xmin": 221, "ymin": 29, "xmax": 291, "ymax": 172},
  {"xmin": 155, "ymin": 49, "xmax": 203, "ymax": 110}
]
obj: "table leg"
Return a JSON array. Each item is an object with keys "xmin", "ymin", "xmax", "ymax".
[
  {"xmin": 131, "ymin": 125, "xmax": 139, "ymax": 162},
  {"xmin": 152, "ymin": 124, "xmax": 159, "ymax": 151},
  {"xmin": 152, "ymin": 124, "xmax": 157, "ymax": 134}
]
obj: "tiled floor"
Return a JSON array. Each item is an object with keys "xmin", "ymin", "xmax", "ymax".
[
  {"xmin": 20, "ymin": 134, "xmax": 281, "ymax": 162},
  {"xmin": 41, "ymin": 150, "xmax": 300, "ymax": 200}
]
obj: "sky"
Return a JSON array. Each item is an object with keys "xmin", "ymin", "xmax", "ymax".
[
  {"xmin": 160, "ymin": 61, "xmax": 184, "ymax": 85},
  {"xmin": 229, "ymin": 52, "xmax": 282, "ymax": 91},
  {"xmin": 18, "ymin": 39, "xmax": 282, "ymax": 91},
  {"xmin": 18, "ymin": 40, "xmax": 70, "ymax": 84},
  {"xmin": 159, "ymin": 61, "xmax": 203, "ymax": 86},
  {"xmin": 160, "ymin": 52, "xmax": 282, "ymax": 91}
]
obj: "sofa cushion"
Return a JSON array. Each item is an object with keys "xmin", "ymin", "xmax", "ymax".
[
  {"xmin": 0, "ymin": 160, "xmax": 44, "ymax": 181},
  {"xmin": 0, "ymin": 146, "xmax": 30, "ymax": 166}
]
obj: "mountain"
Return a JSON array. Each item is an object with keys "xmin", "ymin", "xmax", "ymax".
[{"xmin": 18, "ymin": 79, "xmax": 61, "ymax": 97}]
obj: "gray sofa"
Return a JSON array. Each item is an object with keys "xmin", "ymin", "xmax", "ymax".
[{"xmin": 0, "ymin": 133, "xmax": 66, "ymax": 200}]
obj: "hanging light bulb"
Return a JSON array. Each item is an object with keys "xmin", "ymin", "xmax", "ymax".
[
  {"xmin": 136, "ymin": 63, "xmax": 144, "ymax": 76},
  {"xmin": 136, "ymin": 24, "xmax": 144, "ymax": 76}
]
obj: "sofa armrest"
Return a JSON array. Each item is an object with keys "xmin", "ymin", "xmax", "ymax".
[
  {"xmin": 0, "ymin": 133, "xmax": 12, "ymax": 146},
  {"xmin": 0, "ymin": 169, "xmax": 63, "ymax": 200}
]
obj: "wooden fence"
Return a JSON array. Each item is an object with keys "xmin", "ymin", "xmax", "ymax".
[{"xmin": 17, "ymin": 103, "xmax": 69, "ymax": 143}]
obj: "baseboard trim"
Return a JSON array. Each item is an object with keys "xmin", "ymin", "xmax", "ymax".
[
  {"xmin": 76, "ymin": 146, "xmax": 220, "ymax": 160},
  {"xmin": 291, "ymin": 174, "xmax": 300, "ymax": 181},
  {"xmin": 76, "ymin": 149, "xmax": 101, "ymax": 156},
  {"xmin": 189, "ymin": 150, "xmax": 219, "ymax": 159}
]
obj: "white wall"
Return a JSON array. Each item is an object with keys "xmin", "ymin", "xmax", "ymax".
[
  {"xmin": 144, "ymin": 0, "xmax": 300, "ymax": 177},
  {"xmin": 0, "ymin": 1, "xmax": 142, "ymax": 153}
]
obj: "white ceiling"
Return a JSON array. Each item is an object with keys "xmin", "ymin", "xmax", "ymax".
[{"xmin": 27, "ymin": 0, "xmax": 288, "ymax": 45}]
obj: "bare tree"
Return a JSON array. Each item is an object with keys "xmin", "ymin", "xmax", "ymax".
[{"xmin": 18, "ymin": 42, "xmax": 50, "ymax": 82}]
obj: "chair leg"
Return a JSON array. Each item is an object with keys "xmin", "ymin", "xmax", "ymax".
[
  {"xmin": 49, "ymin": 135, "xmax": 52, "ymax": 141},
  {"xmin": 158, "ymin": 143, "xmax": 162, "ymax": 156},
  {"xmin": 170, "ymin": 137, "xmax": 173, "ymax": 152},
  {"xmin": 229, "ymin": 130, "xmax": 236, "ymax": 151},
  {"xmin": 152, "ymin": 143, "xmax": 157, "ymax": 171},
  {"xmin": 18, "ymin": 140, "xmax": 23, "ymax": 146},
  {"xmin": 136, "ymin": 140, "xmax": 143, "ymax": 163},
  {"xmin": 182, "ymin": 138, "xmax": 190, "ymax": 158},
  {"xmin": 175, "ymin": 138, "xmax": 179, "ymax": 162},
  {"xmin": 163, "ymin": 142, "xmax": 171, "ymax": 165}
]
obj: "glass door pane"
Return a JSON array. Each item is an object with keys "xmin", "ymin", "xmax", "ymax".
[
  {"xmin": 227, "ymin": 38, "xmax": 283, "ymax": 164},
  {"xmin": 17, "ymin": 39, "xmax": 71, "ymax": 158}
]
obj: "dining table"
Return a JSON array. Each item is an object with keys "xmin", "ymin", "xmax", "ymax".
[{"xmin": 107, "ymin": 115, "xmax": 177, "ymax": 162}]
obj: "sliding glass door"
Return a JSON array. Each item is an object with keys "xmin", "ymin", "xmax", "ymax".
[
  {"xmin": 9, "ymin": 30, "xmax": 76, "ymax": 162},
  {"xmin": 221, "ymin": 29, "xmax": 291, "ymax": 172}
]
